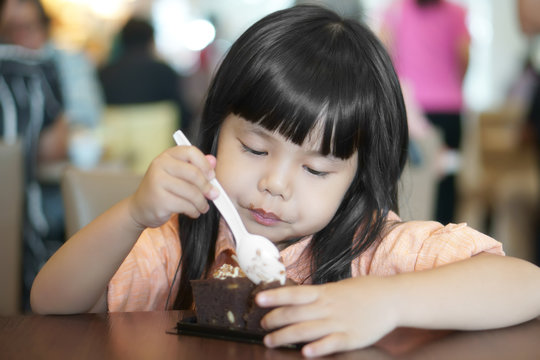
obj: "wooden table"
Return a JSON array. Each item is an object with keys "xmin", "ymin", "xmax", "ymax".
[{"xmin": 1, "ymin": 311, "xmax": 539, "ymax": 359}]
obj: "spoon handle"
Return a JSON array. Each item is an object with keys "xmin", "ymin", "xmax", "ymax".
[{"xmin": 173, "ymin": 130, "xmax": 247, "ymax": 243}]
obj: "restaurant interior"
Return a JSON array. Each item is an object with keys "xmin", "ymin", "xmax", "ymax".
[{"xmin": 1, "ymin": 0, "xmax": 540, "ymax": 318}]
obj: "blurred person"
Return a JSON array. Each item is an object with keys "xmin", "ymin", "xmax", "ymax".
[
  {"xmin": 518, "ymin": 0, "xmax": 540, "ymax": 35},
  {"xmin": 0, "ymin": 0, "xmax": 68, "ymax": 311},
  {"xmin": 4, "ymin": 0, "xmax": 103, "ymax": 128},
  {"xmin": 380, "ymin": 0, "xmax": 470, "ymax": 225},
  {"xmin": 99, "ymin": 18, "xmax": 192, "ymax": 135}
]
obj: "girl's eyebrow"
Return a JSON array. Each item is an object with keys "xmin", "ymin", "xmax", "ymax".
[
  {"xmin": 247, "ymin": 125, "xmax": 273, "ymax": 139},
  {"xmin": 246, "ymin": 123, "xmax": 343, "ymax": 163},
  {"xmin": 307, "ymin": 150, "xmax": 342, "ymax": 163}
]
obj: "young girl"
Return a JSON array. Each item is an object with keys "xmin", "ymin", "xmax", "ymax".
[{"xmin": 31, "ymin": 5, "xmax": 540, "ymax": 358}]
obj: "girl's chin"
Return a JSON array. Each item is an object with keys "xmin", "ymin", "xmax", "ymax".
[
  {"xmin": 245, "ymin": 221, "xmax": 305, "ymax": 243},
  {"xmin": 247, "ymin": 230, "xmax": 290, "ymax": 245}
]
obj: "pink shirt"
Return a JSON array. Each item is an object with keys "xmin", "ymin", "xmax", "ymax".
[
  {"xmin": 383, "ymin": 0, "xmax": 470, "ymax": 112},
  {"xmin": 108, "ymin": 213, "xmax": 503, "ymax": 312}
]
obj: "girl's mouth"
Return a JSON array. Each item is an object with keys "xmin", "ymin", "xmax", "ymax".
[{"xmin": 249, "ymin": 208, "xmax": 282, "ymax": 226}]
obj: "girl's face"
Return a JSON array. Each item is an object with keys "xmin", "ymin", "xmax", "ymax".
[{"xmin": 215, "ymin": 114, "xmax": 358, "ymax": 246}]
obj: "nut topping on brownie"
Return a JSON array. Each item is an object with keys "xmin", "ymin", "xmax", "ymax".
[{"xmin": 212, "ymin": 264, "xmax": 246, "ymax": 279}]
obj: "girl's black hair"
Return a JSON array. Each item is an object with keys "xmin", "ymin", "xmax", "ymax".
[{"xmin": 174, "ymin": 5, "xmax": 408, "ymax": 309}]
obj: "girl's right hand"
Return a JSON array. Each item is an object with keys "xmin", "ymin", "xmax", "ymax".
[{"xmin": 128, "ymin": 145, "xmax": 219, "ymax": 229}]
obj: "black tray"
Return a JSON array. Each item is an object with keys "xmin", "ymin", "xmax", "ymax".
[{"xmin": 169, "ymin": 313, "xmax": 301, "ymax": 349}]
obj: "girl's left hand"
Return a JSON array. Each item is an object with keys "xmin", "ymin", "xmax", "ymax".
[{"xmin": 256, "ymin": 276, "xmax": 398, "ymax": 357}]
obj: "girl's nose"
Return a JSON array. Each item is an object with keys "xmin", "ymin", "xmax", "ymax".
[{"xmin": 257, "ymin": 166, "xmax": 293, "ymax": 201}]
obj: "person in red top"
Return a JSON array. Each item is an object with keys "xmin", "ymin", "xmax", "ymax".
[{"xmin": 31, "ymin": 5, "xmax": 540, "ymax": 358}]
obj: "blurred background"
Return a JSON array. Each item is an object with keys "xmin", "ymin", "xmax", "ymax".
[{"xmin": 1, "ymin": 0, "xmax": 540, "ymax": 314}]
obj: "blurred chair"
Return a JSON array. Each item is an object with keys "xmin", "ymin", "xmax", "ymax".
[
  {"xmin": 480, "ymin": 109, "xmax": 539, "ymax": 261},
  {"xmin": 61, "ymin": 167, "xmax": 142, "ymax": 238},
  {"xmin": 0, "ymin": 140, "xmax": 24, "ymax": 315},
  {"xmin": 100, "ymin": 101, "xmax": 178, "ymax": 174},
  {"xmin": 459, "ymin": 109, "xmax": 539, "ymax": 261}
]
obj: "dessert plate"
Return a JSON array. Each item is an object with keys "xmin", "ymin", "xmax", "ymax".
[{"xmin": 168, "ymin": 312, "xmax": 301, "ymax": 349}]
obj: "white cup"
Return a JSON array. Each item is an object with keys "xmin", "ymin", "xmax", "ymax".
[{"xmin": 68, "ymin": 129, "xmax": 103, "ymax": 169}]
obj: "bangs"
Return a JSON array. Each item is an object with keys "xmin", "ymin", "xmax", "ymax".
[{"xmin": 227, "ymin": 23, "xmax": 370, "ymax": 160}]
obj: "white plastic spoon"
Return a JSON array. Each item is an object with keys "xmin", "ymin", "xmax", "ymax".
[{"xmin": 173, "ymin": 130, "xmax": 286, "ymax": 285}]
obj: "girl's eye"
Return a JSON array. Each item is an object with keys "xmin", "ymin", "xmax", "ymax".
[
  {"xmin": 304, "ymin": 166, "xmax": 329, "ymax": 177},
  {"xmin": 241, "ymin": 143, "xmax": 267, "ymax": 156}
]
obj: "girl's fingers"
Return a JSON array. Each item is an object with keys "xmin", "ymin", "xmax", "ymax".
[
  {"xmin": 162, "ymin": 176, "xmax": 211, "ymax": 214},
  {"xmin": 168, "ymin": 145, "xmax": 216, "ymax": 180},
  {"xmin": 256, "ymin": 284, "xmax": 320, "ymax": 307},
  {"xmin": 132, "ymin": 145, "xmax": 218, "ymax": 225},
  {"xmin": 264, "ymin": 321, "xmax": 373, "ymax": 358},
  {"xmin": 259, "ymin": 278, "xmax": 398, "ymax": 357},
  {"xmin": 133, "ymin": 186, "xmax": 204, "ymax": 226},
  {"xmin": 205, "ymin": 154, "xmax": 217, "ymax": 168},
  {"xmin": 261, "ymin": 302, "xmax": 329, "ymax": 330},
  {"xmin": 149, "ymin": 151, "xmax": 217, "ymax": 200},
  {"xmin": 162, "ymin": 191, "xmax": 205, "ymax": 219},
  {"xmin": 146, "ymin": 165, "xmax": 210, "ymax": 214},
  {"xmin": 300, "ymin": 333, "xmax": 359, "ymax": 358},
  {"xmin": 263, "ymin": 319, "xmax": 336, "ymax": 349},
  {"xmin": 161, "ymin": 151, "xmax": 218, "ymax": 199}
]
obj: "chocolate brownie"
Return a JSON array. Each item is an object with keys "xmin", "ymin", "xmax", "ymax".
[
  {"xmin": 191, "ymin": 276, "xmax": 255, "ymax": 328},
  {"xmin": 244, "ymin": 280, "xmax": 283, "ymax": 331},
  {"xmin": 191, "ymin": 264, "xmax": 294, "ymax": 331}
]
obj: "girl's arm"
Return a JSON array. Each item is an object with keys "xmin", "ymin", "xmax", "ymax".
[
  {"xmin": 257, "ymin": 253, "xmax": 540, "ymax": 357},
  {"xmin": 30, "ymin": 198, "xmax": 145, "ymax": 314},
  {"xmin": 30, "ymin": 146, "xmax": 218, "ymax": 314}
]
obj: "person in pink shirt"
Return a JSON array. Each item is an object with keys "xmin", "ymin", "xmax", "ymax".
[
  {"xmin": 381, "ymin": 0, "xmax": 470, "ymax": 225},
  {"xmin": 31, "ymin": 5, "xmax": 540, "ymax": 358}
]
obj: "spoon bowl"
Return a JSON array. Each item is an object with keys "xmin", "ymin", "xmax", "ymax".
[{"xmin": 173, "ymin": 130, "xmax": 286, "ymax": 285}]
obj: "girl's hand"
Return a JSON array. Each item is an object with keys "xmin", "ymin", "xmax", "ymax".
[
  {"xmin": 128, "ymin": 145, "xmax": 219, "ymax": 229},
  {"xmin": 256, "ymin": 276, "xmax": 398, "ymax": 357}
]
